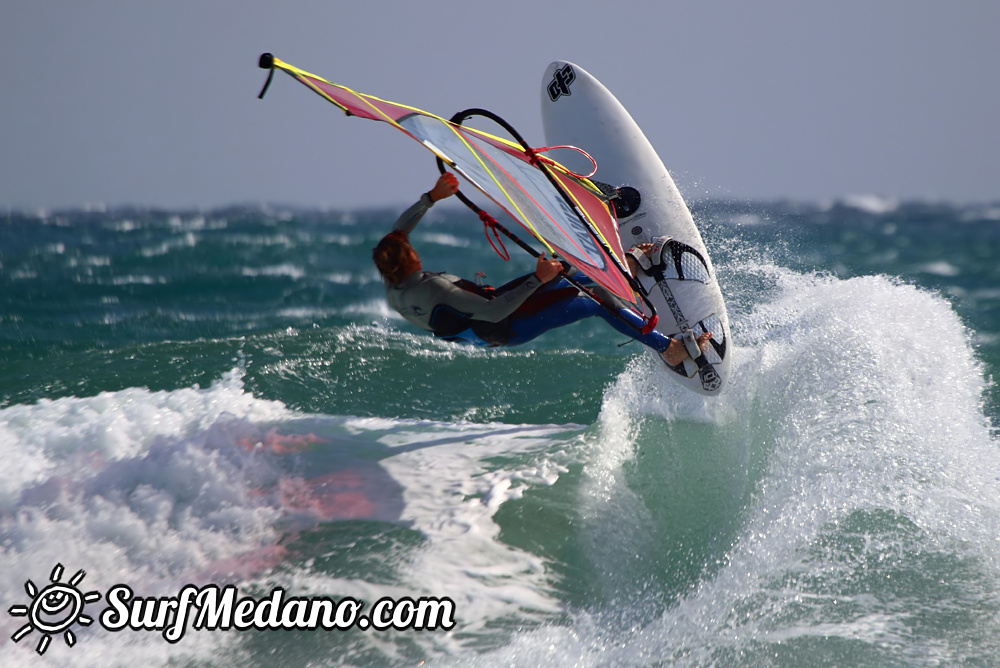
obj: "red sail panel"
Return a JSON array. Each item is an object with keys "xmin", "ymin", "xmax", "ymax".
[{"xmin": 266, "ymin": 56, "xmax": 639, "ymax": 309}]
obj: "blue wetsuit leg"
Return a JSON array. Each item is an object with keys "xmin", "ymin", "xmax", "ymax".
[
  {"xmin": 504, "ymin": 279, "xmax": 672, "ymax": 352},
  {"xmin": 504, "ymin": 288, "xmax": 602, "ymax": 345}
]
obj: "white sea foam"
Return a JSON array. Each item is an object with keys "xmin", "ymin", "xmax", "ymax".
[
  {"xmin": 417, "ymin": 233, "xmax": 471, "ymax": 248},
  {"xmin": 917, "ymin": 260, "xmax": 961, "ymax": 277},
  {"xmin": 0, "ymin": 370, "xmax": 580, "ymax": 665},
  {"xmin": 5, "ymin": 248, "xmax": 997, "ymax": 665},
  {"xmin": 619, "ymin": 269, "xmax": 1000, "ymax": 659},
  {"xmin": 0, "ymin": 372, "xmax": 292, "ymax": 665},
  {"xmin": 470, "ymin": 264, "xmax": 1000, "ymax": 665},
  {"xmin": 726, "ymin": 213, "xmax": 765, "ymax": 226},
  {"xmin": 273, "ymin": 306, "xmax": 339, "ymax": 320},
  {"xmin": 340, "ymin": 298, "xmax": 400, "ymax": 319},
  {"xmin": 322, "ymin": 271, "xmax": 360, "ymax": 285},
  {"xmin": 109, "ymin": 275, "xmax": 168, "ymax": 286},
  {"xmin": 840, "ymin": 194, "xmax": 900, "ymax": 215},
  {"xmin": 376, "ymin": 420, "xmax": 575, "ymax": 634},
  {"xmin": 139, "ymin": 232, "xmax": 198, "ymax": 258},
  {"xmin": 319, "ymin": 233, "xmax": 362, "ymax": 246},
  {"xmin": 220, "ymin": 233, "xmax": 293, "ymax": 248},
  {"xmin": 240, "ymin": 264, "xmax": 306, "ymax": 280}
]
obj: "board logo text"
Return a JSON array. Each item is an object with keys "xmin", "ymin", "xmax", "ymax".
[{"xmin": 547, "ymin": 65, "xmax": 576, "ymax": 101}]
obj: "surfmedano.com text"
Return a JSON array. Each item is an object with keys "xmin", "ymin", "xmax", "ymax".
[{"xmin": 101, "ymin": 584, "xmax": 456, "ymax": 642}]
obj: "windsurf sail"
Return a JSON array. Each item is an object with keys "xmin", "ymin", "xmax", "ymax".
[{"xmin": 257, "ymin": 53, "xmax": 650, "ymax": 316}]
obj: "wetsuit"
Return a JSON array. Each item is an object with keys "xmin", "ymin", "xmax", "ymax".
[
  {"xmin": 385, "ymin": 194, "xmax": 676, "ymax": 352},
  {"xmin": 385, "ymin": 194, "xmax": 545, "ymax": 342}
]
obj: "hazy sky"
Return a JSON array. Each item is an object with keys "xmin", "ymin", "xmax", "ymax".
[{"xmin": 2, "ymin": 1, "xmax": 998, "ymax": 211}]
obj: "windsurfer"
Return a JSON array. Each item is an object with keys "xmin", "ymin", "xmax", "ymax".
[{"xmin": 373, "ymin": 173, "xmax": 709, "ymax": 365}]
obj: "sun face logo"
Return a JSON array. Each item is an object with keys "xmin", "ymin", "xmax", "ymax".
[{"xmin": 8, "ymin": 563, "xmax": 101, "ymax": 655}]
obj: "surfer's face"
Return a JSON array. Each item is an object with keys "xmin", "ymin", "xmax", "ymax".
[{"xmin": 399, "ymin": 243, "xmax": 422, "ymax": 276}]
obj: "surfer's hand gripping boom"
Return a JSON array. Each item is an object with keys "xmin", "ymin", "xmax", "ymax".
[
  {"xmin": 534, "ymin": 253, "xmax": 564, "ymax": 283},
  {"xmin": 428, "ymin": 172, "xmax": 460, "ymax": 202}
]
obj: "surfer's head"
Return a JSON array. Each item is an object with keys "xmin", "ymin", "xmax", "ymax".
[{"xmin": 373, "ymin": 231, "xmax": 421, "ymax": 285}]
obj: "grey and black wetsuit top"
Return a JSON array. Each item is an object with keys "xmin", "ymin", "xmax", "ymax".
[{"xmin": 384, "ymin": 194, "xmax": 544, "ymax": 341}]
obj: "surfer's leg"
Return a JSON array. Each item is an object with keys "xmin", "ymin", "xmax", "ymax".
[
  {"xmin": 503, "ymin": 298, "xmax": 600, "ymax": 345},
  {"xmin": 585, "ymin": 285, "xmax": 673, "ymax": 353},
  {"xmin": 596, "ymin": 305, "xmax": 672, "ymax": 353},
  {"xmin": 450, "ymin": 278, "xmax": 589, "ymax": 347},
  {"xmin": 501, "ymin": 280, "xmax": 674, "ymax": 351},
  {"xmin": 502, "ymin": 285, "xmax": 601, "ymax": 346},
  {"xmin": 500, "ymin": 288, "xmax": 669, "ymax": 351}
]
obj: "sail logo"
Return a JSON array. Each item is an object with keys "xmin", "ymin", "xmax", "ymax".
[
  {"xmin": 547, "ymin": 65, "xmax": 576, "ymax": 101},
  {"xmin": 549, "ymin": 192, "xmax": 605, "ymax": 269}
]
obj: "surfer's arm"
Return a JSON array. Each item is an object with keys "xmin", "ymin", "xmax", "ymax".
[
  {"xmin": 436, "ymin": 255, "xmax": 560, "ymax": 322},
  {"xmin": 391, "ymin": 195, "xmax": 434, "ymax": 235},
  {"xmin": 392, "ymin": 173, "xmax": 460, "ymax": 235},
  {"xmin": 426, "ymin": 272, "xmax": 546, "ymax": 323}
]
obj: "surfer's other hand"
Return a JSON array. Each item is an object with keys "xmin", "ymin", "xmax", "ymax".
[
  {"xmin": 429, "ymin": 172, "xmax": 460, "ymax": 202},
  {"xmin": 534, "ymin": 254, "xmax": 563, "ymax": 283}
]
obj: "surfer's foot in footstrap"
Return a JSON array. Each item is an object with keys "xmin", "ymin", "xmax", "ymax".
[{"xmin": 661, "ymin": 331, "xmax": 713, "ymax": 366}]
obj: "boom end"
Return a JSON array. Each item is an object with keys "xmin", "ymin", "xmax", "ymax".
[{"xmin": 258, "ymin": 53, "xmax": 274, "ymax": 69}]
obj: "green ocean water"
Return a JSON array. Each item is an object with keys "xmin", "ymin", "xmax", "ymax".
[{"xmin": 2, "ymin": 198, "xmax": 999, "ymax": 666}]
